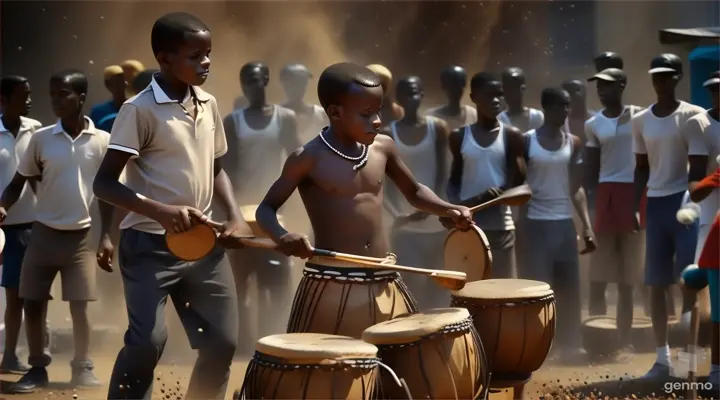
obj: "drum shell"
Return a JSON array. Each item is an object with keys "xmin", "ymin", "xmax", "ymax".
[
  {"xmin": 372, "ymin": 327, "xmax": 484, "ymax": 400},
  {"xmin": 287, "ymin": 267, "xmax": 417, "ymax": 339},
  {"xmin": 451, "ymin": 293, "xmax": 555, "ymax": 380},
  {"xmin": 240, "ymin": 354, "xmax": 377, "ymax": 399}
]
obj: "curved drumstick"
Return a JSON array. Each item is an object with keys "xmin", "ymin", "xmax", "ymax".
[
  {"xmin": 202, "ymin": 219, "xmax": 465, "ymax": 290},
  {"xmin": 468, "ymin": 184, "xmax": 532, "ymax": 214}
]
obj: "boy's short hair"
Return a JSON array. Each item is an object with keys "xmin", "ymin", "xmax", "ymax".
[
  {"xmin": 0, "ymin": 75, "xmax": 28, "ymax": 99},
  {"xmin": 317, "ymin": 63, "xmax": 381, "ymax": 110},
  {"xmin": 151, "ymin": 12, "xmax": 209, "ymax": 56},
  {"xmin": 50, "ymin": 69, "xmax": 88, "ymax": 95},
  {"xmin": 470, "ymin": 72, "xmax": 500, "ymax": 92},
  {"xmin": 541, "ymin": 87, "xmax": 569, "ymax": 108},
  {"xmin": 132, "ymin": 69, "xmax": 158, "ymax": 94}
]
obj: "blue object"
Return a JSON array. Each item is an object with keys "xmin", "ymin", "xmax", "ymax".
[
  {"xmin": 689, "ymin": 45, "xmax": 720, "ymax": 109},
  {"xmin": 708, "ymin": 269, "xmax": 719, "ymax": 323},
  {"xmin": 681, "ymin": 265, "xmax": 709, "ymax": 290}
]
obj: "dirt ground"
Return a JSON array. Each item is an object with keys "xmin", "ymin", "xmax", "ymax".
[{"xmin": 0, "ymin": 347, "xmax": 716, "ymax": 400}]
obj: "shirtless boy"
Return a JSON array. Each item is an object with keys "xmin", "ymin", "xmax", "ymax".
[
  {"xmin": 256, "ymin": 63, "xmax": 471, "ymax": 338},
  {"xmin": 382, "ymin": 76, "xmax": 450, "ymax": 309},
  {"xmin": 446, "ymin": 72, "xmax": 527, "ymax": 278}
]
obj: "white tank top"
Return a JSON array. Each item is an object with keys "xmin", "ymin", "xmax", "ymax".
[
  {"xmin": 459, "ymin": 124, "xmax": 514, "ymax": 231},
  {"xmin": 526, "ymin": 130, "xmax": 574, "ymax": 220},
  {"xmin": 231, "ymin": 105, "xmax": 285, "ymax": 204},
  {"xmin": 388, "ymin": 118, "xmax": 444, "ymax": 233},
  {"xmin": 497, "ymin": 108, "xmax": 544, "ymax": 132},
  {"xmin": 296, "ymin": 105, "xmax": 327, "ymax": 145}
]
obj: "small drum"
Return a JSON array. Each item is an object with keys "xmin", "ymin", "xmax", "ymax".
[
  {"xmin": 237, "ymin": 333, "xmax": 379, "ymax": 399},
  {"xmin": 451, "ymin": 279, "xmax": 555, "ymax": 387},
  {"xmin": 239, "ymin": 204, "xmax": 285, "ymax": 238},
  {"xmin": 287, "ymin": 262, "xmax": 417, "ymax": 339},
  {"xmin": 362, "ymin": 308, "xmax": 488, "ymax": 400},
  {"xmin": 582, "ymin": 316, "xmax": 654, "ymax": 357},
  {"xmin": 444, "ymin": 225, "xmax": 493, "ymax": 281}
]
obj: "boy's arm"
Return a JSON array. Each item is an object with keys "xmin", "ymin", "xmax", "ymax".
[
  {"xmin": 280, "ymin": 109, "xmax": 302, "ymax": 155},
  {"xmin": 2, "ymin": 133, "xmax": 41, "ymax": 214},
  {"xmin": 384, "ymin": 135, "xmax": 465, "ymax": 216},
  {"xmin": 684, "ymin": 117, "xmax": 710, "ymax": 195},
  {"xmin": 504, "ymin": 125, "xmax": 528, "ymax": 188},
  {"xmin": 445, "ymin": 128, "xmax": 472, "ymax": 205},
  {"xmin": 256, "ymin": 147, "xmax": 314, "ymax": 243},
  {"xmin": 569, "ymin": 135, "xmax": 592, "ymax": 236},
  {"xmin": 433, "ymin": 118, "xmax": 450, "ymax": 195},
  {"xmin": 584, "ymin": 120, "xmax": 601, "ymax": 195},
  {"xmin": 632, "ymin": 114, "xmax": 649, "ymax": 215}
]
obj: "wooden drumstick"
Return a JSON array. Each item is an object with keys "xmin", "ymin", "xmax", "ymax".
[{"xmin": 468, "ymin": 184, "xmax": 532, "ymax": 214}]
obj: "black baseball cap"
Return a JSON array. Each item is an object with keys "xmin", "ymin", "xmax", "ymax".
[
  {"xmin": 648, "ymin": 53, "xmax": 682, "ymax": 75},
  {"xmin": 703, "ymin": 70, "xmax": 720, "ymax": 88},
  {"xmin": 588, "ymin": 68, "xmax": 627, "ymax": 84},
  {"xmin": 594, "ymin": 52, "xmax": 623, "ymax": 71}
]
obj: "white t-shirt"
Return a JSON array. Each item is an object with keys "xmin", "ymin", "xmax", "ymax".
[
  {"xmin": 497, "ymin": 108, "xmax": 544, "ymax": 133},
  {"xmin": 685, "ymin": 110, "xmax": 720, "ymax": 225},
  {"xmin": 585, "ymin": 106, "xmax": 640, "ymax": 183},
  {"xmin": 632, "ymin": 101, "xmax": 706, "ymax": 197}
]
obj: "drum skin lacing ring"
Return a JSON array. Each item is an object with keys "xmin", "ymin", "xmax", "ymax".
[
  {"xmin": 374, "ymin": 318, "xmax": 475, "ymax": 349},
  {"xmin": 303, "ymin": 267, "xmax": 400, "ymax": 283},
  {"xmin": 451, "ymin": 294, "xmax": 555, "ymax": 309},
  {"xmin": 250, "ymin": 352, "xmax": 380, "ymax": 371}
]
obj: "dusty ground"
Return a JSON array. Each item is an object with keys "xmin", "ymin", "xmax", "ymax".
[{"xmin": 0, "ymin": 348, "xmax": 716, "ymax": 399}]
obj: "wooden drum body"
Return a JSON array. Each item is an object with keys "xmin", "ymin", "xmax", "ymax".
[
  {"xmin": 362, "ymin": 308, "xmax": 487, "ymax": 400},
  {"xmin": 237, "ymin": 333, "xmax": 379, "ymax": 400},
  {"xmin": 451, "ymin": 279, "xmax": 555, "ymax": 386},
  {"xmin": 287, "ymin": 265, "xmax": 417, "ymax": 339}
]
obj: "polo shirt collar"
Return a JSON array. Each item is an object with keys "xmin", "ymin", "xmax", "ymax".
[
  {"xmin": 52, "ymin": 116, "xmax": 96, "ymax": 135},
  {"xmin": 150, "ymin": 73, "xmax": 211, "ymax": 104},
  {"xmin": 0, "ymin": 115, "xmax": 36, "ymax": 136}
]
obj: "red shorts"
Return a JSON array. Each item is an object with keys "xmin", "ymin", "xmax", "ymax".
[
  {"xmin": 699, "ymin": 216, "xmax": 719, "ymax": 270},
  {"xmin": 594, "ymin": 182, "xmax": 647, "ymax": 234}
]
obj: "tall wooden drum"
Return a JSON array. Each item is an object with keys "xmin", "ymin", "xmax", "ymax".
[
  {"xmin": 451, "ymin": 279, "xmax": 555, "ymax": 387},
  {"xmin": 362, "ymin": 308, "xmax": 488, "ymax": 400},
  {"xmin": 236, "ymin": 333, "xmax": 379, "ymax": 399}
]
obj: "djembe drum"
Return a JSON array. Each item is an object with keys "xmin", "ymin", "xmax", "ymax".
[
  {"xmin": 236, "ymin": 333, "xmax": 380, "ymax": 399},
  {"xmin": 444, "ymin": 225, "xmax": 493, "ymax": 281},
  {"xmin": 451, "ymin": 279, "xmax": 555, "ymax": 387},
  {"xmin": 361, "ymin": 308, "xmax": 488, "ymax": 399}
]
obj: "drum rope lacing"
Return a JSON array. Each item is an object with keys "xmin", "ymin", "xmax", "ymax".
[
  {"xmin": 451, "ymin": 293, "xmax": 555, "ymax": 308},
  {"xmin": 248, "ymin": 352, "xmax": 380, "ymax": 370},
  {"xmin": 302, "ymin": 266, "xmax": 400, "ymax": 282},
  {"xmin": 372, "ymin": 317, "xmax": 474, "ymax": 348}
]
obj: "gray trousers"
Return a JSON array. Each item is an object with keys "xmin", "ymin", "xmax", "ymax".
[
  {"xmin": 484, "ymin": 229, "xmax": 517, "ymax": 279},
  {"xmin": 107, "ymin": 229, "xmax": 238, "ymax": 400},
  {"xmin": 520, "ymin": 218, "xmax": 581, "ymax": 349},
  {"xmin": 390, "ymin": 229, "xmax": 446, "ymax": 310}
]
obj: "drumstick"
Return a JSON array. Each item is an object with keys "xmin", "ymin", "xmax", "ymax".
[
  {"xmin": 468, "ymin": 185, "xmax": 532, "ymax": 214},
  {"xmin": 686, "ymin": 303, "xmax": 700, "ymax": 400}
]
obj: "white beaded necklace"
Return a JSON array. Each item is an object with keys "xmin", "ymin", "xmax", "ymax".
[{"xmin": 319, "ymin": 130, "xmax": 369, "ymax": 171}]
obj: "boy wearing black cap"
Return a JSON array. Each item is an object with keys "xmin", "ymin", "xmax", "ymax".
[
  {"xmin": 632, "ymin": 53, "xmax": 706, "ymax": 379},
  {"xmin": 594, "ymin": 51, "xmax": 624, "ymax": 72},
  {"xmin": 584, "ymin": 68, "xmax": 644, "ymax": 347}
]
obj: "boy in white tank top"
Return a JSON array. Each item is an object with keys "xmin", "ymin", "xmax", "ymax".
[
  {"xmin": 383, "ymin": 76, "xmax": 450, "ymax": 309},
  {"xmin": 444, "ymin": 72, "xmax": 526, "ymax": 279},
  {"xmin": 584, "ymin": 68, "xmax": 645, "ymax": 348},
  {"xmin": 522, "ymin": 88, "xmax": 595, "ymax": 363},
  {"xmin": 221, "ymin": 62, "xmax": 301, "ymax": 352},
  {"xmin": 498, "ymin": 68, "xmax": 544, "ymax": 132},
  {"xmin": 633, "ymin": 54, "xmax": 705, "ymax": 379},
  {"xmin": 279, "ymin": 64, "xmax": 329, "ymax": 146},
  {"xmin": 426, "ymin": 66, "xmax": 478, "ymax": 131}
]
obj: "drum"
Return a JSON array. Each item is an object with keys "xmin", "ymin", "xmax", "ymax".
[
  {"xmin": 361, "ymin": 308, "xmax": 488, "ymax": 400},
  {"xmin": 444, "ymin": 225, "xmax": 493, "ymax": 281},
  {"xmin": 239, "ymin": 204, "xmax": 285, "ymax": 238},
  {"xmin": 237, "ymin": 333, "xmax": 379, "ymax": 399},
  {"xmin": 287, "ymin": 261, "xmax": 417, "ymax": 339},
  {"xmin": 451, "ymin": 279, "xmax": 555, "ymax": 387},
  {"xmin": 581, "ymin": 316, "xmax": 654, "ymax": 357}
]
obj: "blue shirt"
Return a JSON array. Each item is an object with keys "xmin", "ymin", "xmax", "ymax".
[{"xmin": 89, "ymin": 100, "xmax": 120, "ymax": 132}]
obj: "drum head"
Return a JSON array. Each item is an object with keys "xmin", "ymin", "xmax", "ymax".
[
  {"xmin": 444, "ymin": 225, "xmax": 492, "ymax": 281},
  {"xmin": 362, "ymin": 308, "xmax": 470, "ymax": 345},
  {"xmin": 452, "ymin": 279, "xmax": 553, "ymax": 300},
  {"xmin": 256, "ymin": 333, "xmax": 378, "ymax": 363},
  {"xmin": 239, "ymin": 204, "xmax": 284, "ymax": 238},
  {"xmin": 0, "ymin": 228, "xmax": 5, "ymax": 254},
  {"xmin": 165, "ymin": 223, "xmax": 216, "ymax": 261}
]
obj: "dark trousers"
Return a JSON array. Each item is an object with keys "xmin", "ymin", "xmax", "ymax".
[{"xmin": 107, "ymin": 229, "xmax": 238, "ymax": 400}]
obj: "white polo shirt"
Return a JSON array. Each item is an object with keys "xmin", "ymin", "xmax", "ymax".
[
  {"xmin": 17, "ymin": 117, "xmax": 109, "ymax": 230},
  {"xmin": 0, "ymin": 116, "xmax": 42, "ymax": 225},
  {"xmin": 685, "ymin": 110, "xmax": 720, "ymax": 225},
  {"xmin": 585, "ymin": 106, "xmax": 640, "ymax": 184},
  {"xmin": 632, "ymin": 101, "xmax": 706, "ymax": 197},
  {"xmin": 108, "ymin": 76, "xmax": 227, "ymax": 234}
]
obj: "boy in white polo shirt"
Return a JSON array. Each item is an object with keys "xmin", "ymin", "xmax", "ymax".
[
  {"xmin": 632, "ymin": 53, "xmax": 706, "ymax": 379},
  {"xmin": 0, "ymin": 75, "xmax": 42, "ymax": 373},
  {"xmin": 93, "ymin": 12, "xmax": 249, "ymax": 400},
  {"xmin": 0, "ymin": 70, "xmax": 114, "ymax": 392},
  {"xmin": 584, "ymin": 68, "xmax": 645, "ymax": 347}
]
